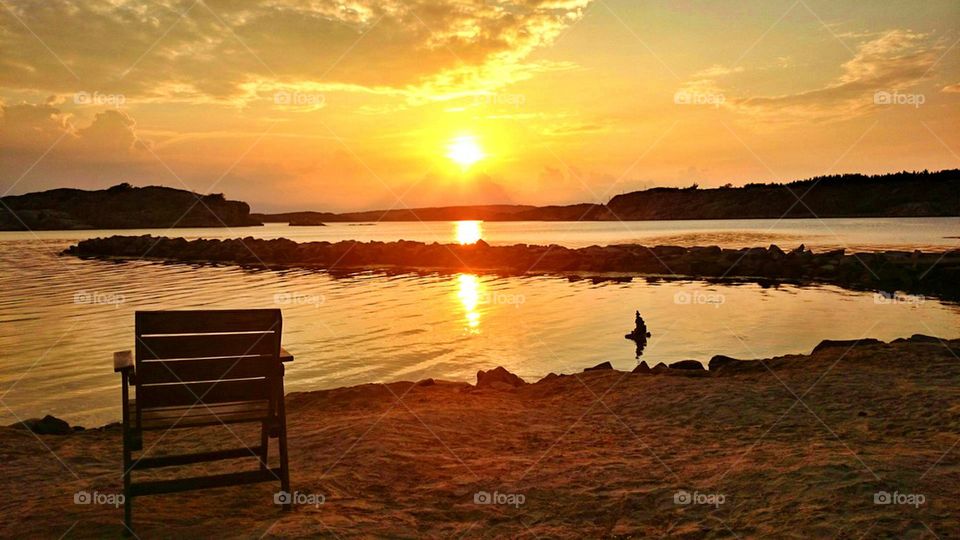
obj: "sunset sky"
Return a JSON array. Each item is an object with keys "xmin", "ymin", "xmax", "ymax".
[{"xmin": 1, "ymin": 0, "xmax": 958, "ymax": 212}]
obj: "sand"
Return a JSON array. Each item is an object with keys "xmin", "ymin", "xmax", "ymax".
[{"xmin": 1, "ymin": 338, "xmax": 958, "ymax": 538}]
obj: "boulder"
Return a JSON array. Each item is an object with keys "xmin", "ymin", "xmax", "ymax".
[
  {"xmin": 584, "ymin": 361, "xmax": 613, "ymax": 372},
  {"xmin": 632, "ymin": 361, "xmax": 651, "ymax": 374},
  {"xmin": 476, "ymin": 366, "xmax": 526, "ymax": 388},
  {"xmin": 708, "ymin": 355, "xmax": 741, "ymax": 371},
  {"xmin": 669, "ymin": 360, "xmax": 705, "ymax": 370},
  {"xmin": 538, "ymin": 372, "xmax": 560, "ymax": 383},
  {"xmin": 811, "ymin": 338, "xmax": 884, "ymax": 354},
  {"xmin": 416, "ymin": 378, "xmax": 436, "ymax": 387},
  {"xmin": 12, "ymin": 415, "xmax": 73, "ymax": 435}
]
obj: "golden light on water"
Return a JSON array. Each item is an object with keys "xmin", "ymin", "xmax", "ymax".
[
  {"xmin": 446, "ymin": 135, "xmax": 485, "ymax": 170},
  {"xmin": 455, "ymin": 220, "xmax": 483, "ymax": 245},
  {"xmin": 456, "ymin": 273, "xmax": 483, "ymax": 332}
]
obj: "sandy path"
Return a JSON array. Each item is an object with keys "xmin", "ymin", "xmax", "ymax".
[{"xmin": 1, "ymin": 338, "xmax": 958, "ymax": 538}]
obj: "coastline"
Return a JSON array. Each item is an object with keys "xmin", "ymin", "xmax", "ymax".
[{"xmin": 4, "ymin": 336, "xmax": 958, "ymax": 537}]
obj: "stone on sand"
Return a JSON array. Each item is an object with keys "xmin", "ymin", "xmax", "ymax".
[
  {"xmin": 811, "ymin": 338, "xmax": 883, "ymax": 354},
  {"xmin": 584, "ymin": 361, "xmax": 613, "ymax": 372},
  {"xmin": 476, "ymin": 366, "xmax": 526, "ymax": 388},
  {"xmin": 669, "ymin": 360, "xmax": 704, "ymax": 370}
]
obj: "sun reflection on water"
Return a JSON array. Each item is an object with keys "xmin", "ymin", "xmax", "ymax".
[
  {"xmin": 455, "ymin": 220, "xmax": 483, "ymax": 244},
  {"xmin": 456, "ymin": 273, "xmax": 483, "ymax": 333}
]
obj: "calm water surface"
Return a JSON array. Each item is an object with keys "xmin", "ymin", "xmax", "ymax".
[{"xmin": 1, "ymin": 218, "xmax": 958, "ymax": 426}]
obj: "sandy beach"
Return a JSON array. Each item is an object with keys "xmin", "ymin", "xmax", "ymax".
[{"xmin": 2, "ymin": 336, "xmax": 957, "ymax": 538}]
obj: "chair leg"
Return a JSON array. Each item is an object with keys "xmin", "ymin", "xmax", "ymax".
[
  {"xmin": 278, "ymin": 394, "xmax": 291, "ymax": 511},
  {"xmin": 260, "ymin": 421, "xmax": 269, "ymax": 471},
  {"xmin": 122, "ymin": 438, "xmax": 132, "ymax": 534},
  {"xmin": 121, "ymin": 376, "xmax": 133, "ymax": 535}
]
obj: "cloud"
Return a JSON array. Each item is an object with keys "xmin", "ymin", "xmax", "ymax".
[
  {"xmin": 0, "ymin": 102, "xmax": 149, "ymax": 153},
  {"xmin": 0, "ymin": 0, "xmax": 592, "ymax": 107},
  {"xmin": 0, "ymin": 102, "xmax": 152, "ymax": 194},
  {"xmin": 728, "ymin": 30, "xmax": 943, "ymax": 121}
]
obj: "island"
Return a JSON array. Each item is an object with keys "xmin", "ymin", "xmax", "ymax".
[
  {"xmin": 253, "ymin": 169, "xmax": 960, "ymax": 223},
  {"xmin": 0, "ymin": 183, "xmax": 262, "ymax": 230}
]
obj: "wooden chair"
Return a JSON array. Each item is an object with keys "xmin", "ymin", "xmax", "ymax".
[{"xmin": 113, "ymin": 309, "xmax": 293, "ymax": 532}]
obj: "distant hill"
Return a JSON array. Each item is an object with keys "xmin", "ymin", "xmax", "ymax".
[
  {"xmin": 6, "ymin": 170, "xmax": 957, "ymax": 231},
  {"xmin": 257, "ymin": 169, "xmax": 960, "ymax": 223},
  {"xmin": 252, "ymin": 204, "xmax": 541, "ymax": 223},
  {"xmin": 604, "ymin": 170, "xmax": 960, "ymax": 220},
  {"xmin": 0, "ymin": 184, "xmax": 261, "ymax": 230}
]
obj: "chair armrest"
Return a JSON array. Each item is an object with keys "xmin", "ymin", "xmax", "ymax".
[
  {"xmin": 280, "ymin": 347, "xmax": 294, "ymax": 363},
  {"xmin": 113, "ymin": 350, "xmax": 134, "ymax": 373}
]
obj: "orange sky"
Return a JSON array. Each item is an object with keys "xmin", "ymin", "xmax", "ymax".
[{"xmin": 1, "ymin": 0, "xmax": 958, "ymax": 211}]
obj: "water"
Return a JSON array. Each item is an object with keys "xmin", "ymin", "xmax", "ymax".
[
  {"xmin": 14, "ymin": 217, "xmax": 959, "ymax": 251},
  {"xmin": 1, "ymin": 218, "xmax": 958, "ymax": 427}
]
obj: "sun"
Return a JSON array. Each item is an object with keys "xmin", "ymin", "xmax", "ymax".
[
  {"xmin": 455, "ymin": 220, "xmax": 482, "ymax": 245},
  {"xmin": 446, "ymin": 135, "xmax": 485, "ymax": 169}
]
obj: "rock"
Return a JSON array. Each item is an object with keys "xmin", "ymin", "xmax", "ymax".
[
  {"xmin": 811, "ymin": 338, "xmax": 884, "ymax": 354},
  {"xmin": 908, "ymin": 334, "xmax": 941, "ymax": 343},
  {"xmin": 584, "ymin": 361, "xmax": 613, "ymax": 372},
  {"xmin": 476, "ymin": 366, "xmax": 526, "ymax": 388},
  {"xmin": 632, "ymin": 361, "xmax": 650, "ymax": 374},
  {"xmin": 538, "ymin": 372, "xmax": 560, "ymax": 383},
  {"xmin": 708, "ymin": 355, "xmax": 741, "ymax": 371},
  {"xmin": 858, "ymin": 411, "xmax": 868, "ymax": 417},
  {"xmin": 12, "ymin": 415, "xmax": 72, "ymax": 435},
  {"xmin": 475, "ymin": 239, "xmax": 490, "ymax": 248},
  {"xmin": 651, "ymin": 362, "xmax": 670, "ymax": 373},
  {"xmin": 669, "ymin": 360, "xmax": 704, "ymax": 370},
  {"xmin": 789, "ymin": 244, "xmax": 805, "ymax": 255},
  {"xmin": 768, "ymin": 244, "xmax": 785, "ymax": 257},
  {"xmin": 416, "ymin": 378, "xmax": 435, "ymax": 387}
]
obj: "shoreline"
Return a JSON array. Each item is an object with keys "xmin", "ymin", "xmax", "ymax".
[
  {"xmin": 3, "ymin": 335, "xmax": 958, "ymax": 537},
  {"xmin": 64, "ymin": 235, "xmax": 960, "ymax": 300}
]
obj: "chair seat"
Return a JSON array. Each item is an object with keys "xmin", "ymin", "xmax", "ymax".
[{"xmin": 129, "ymin": 400, "xmax": 272, "ymax": 431}]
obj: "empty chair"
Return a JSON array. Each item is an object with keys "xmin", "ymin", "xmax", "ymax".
[{"xmin": 113, "ymin": 309, "xmax": 293, "ymax": 533}]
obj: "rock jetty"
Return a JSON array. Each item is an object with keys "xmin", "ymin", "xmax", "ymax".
[{"xmin": 63, "ymin": 236, "xmax": 960, "ymax": 299}]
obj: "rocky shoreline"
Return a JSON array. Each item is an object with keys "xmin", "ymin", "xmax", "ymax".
[
  {"xmin": 64, "ymin": 235, "xmax": 960, "ymax": 299},
  {"xmin": 11, "ymin": 333, "xmax": 953, "ymax": 435}
]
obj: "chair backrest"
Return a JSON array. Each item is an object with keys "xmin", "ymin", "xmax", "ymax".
[{"xmin": 134, "ymin": 309, "xmax": 283, "ymax": 410}]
